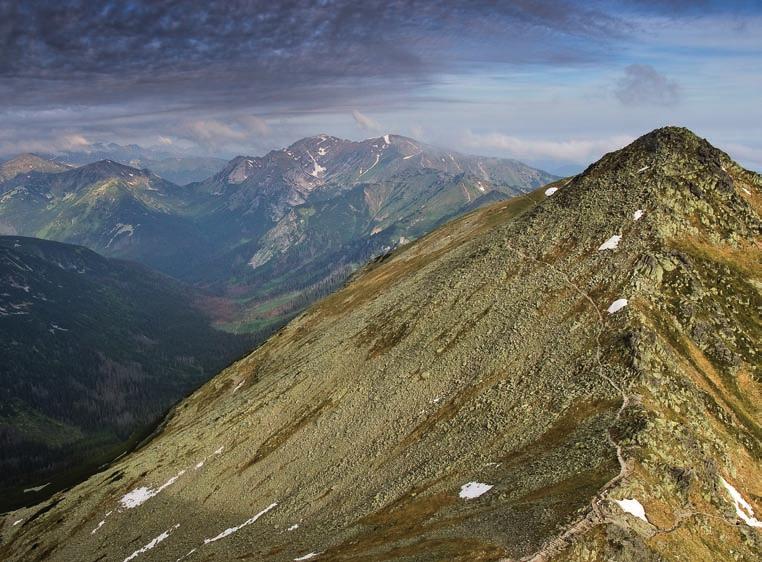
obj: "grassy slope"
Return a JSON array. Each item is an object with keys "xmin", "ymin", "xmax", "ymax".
[{"xmin": 1, "ymin": 129, "xmax": 759, "ymax": 562}]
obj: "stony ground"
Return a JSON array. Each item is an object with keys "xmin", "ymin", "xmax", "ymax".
[{"xmin": 1, "ymin": 127, "xmax": 759, "ymax": 561}]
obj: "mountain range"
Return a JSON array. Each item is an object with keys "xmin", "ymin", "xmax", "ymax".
[
  {"xmin": 2, "ymin": 127, "xmax": 758, "ymax": 561},
  {"xmin": 0, "ymin": 236, "xmax": 251, "ymax": 511},
  {"xmin": 39, "ymin": 143, "xmax": 228, "ymax": 185},
  {"xmin": 0, "ymin": 135, "xmax": 555, "ymax": 334}
]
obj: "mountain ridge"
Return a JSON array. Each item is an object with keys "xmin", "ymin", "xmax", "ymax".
[{"xmin": 2, "ymin": 126, "xmax": 758, "ymax": 561}]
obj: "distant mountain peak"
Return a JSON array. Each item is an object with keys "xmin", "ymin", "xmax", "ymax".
[{"xmin": 0, "ymin": 153, "xmax": 70, "ymax": 182}]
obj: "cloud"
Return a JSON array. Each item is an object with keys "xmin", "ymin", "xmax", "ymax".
[
  {"xmin": 614, "ymin": 64, "xmax": 681, "ymax": 106},
  {"xmin": 463, "ymin": 131, "xmax": 635, "ymax": 163},
  {"xmin": 174, "ymin": 115, "xmax": 270, "ymax": 148},
  {"xmin": 178, "ymin": 119, "xmax": 248, "ymax": 145},
  {"xmin": 239, "ymin": 116, "xmax": 270, "ymax": 136},
  {"xmin": 0, "ymin": 132, "xmax": 92, "ymax": 157},
  {"xmin": 351, "ymin": 110, "xmax": 383, "ymax": 133}
]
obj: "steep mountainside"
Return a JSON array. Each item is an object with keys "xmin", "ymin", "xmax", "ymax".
[
  {"xmin": 2, "ymin": 127, "xmax": 758, "ymax": 561},
  {"xmin": 0, "ymin": 236, "xmax": 250, "ymax": 511},
  {"xmin": 0, "ymin": 154, "xmax": 70, "ymax": 183}
]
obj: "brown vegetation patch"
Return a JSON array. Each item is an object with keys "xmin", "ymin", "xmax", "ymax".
[
  {"xmin": 320, "ymin": 479, "xmax": 505, "ymax": 561},
  {"xmin": 500, "ymin": 398, "xmax": 620, "ymax": 468},
  {"xmin": 237, "ymin": 397, "xmax": 333, "ymax": 474}
]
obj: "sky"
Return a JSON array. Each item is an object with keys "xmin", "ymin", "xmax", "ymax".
[{"xmin": 1, "ymin": 0, "xmax": 761, "ymax": 173}]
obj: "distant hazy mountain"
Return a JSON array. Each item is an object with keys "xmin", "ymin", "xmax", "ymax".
[
  {"xmin": 0, "ymin": 236, "xmax": 250, "ymax": 509},
  {"xmin": 1, "ymin": 136, "xmax": 555, "ymax": 333},
  {"xmin": 0, "ymin": 159, "xmax": 210, "ymax": 276},
  {"xmin": 46, "ymin": 143, "xmax": 227, "ymax": 184},
  {"xmin": 186, "ymin": 134, "xmax": 556, "ymax": 331},
  {"xmin": 0, "ymin": 154, "xmax": 71, "ymax": 182},
  {"xmin": 6, "ymin": 128, "xmax": 759, "ymax": 562}
]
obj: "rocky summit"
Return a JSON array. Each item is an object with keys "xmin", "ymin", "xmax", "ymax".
[{"xmin": 1, "ymin": 127, "xmax": 759, "ymax": 561}]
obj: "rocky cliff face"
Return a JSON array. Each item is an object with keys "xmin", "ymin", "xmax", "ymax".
[{"xmin": 1, "ymin": 127, "xmax": 759, "ymax": 561}]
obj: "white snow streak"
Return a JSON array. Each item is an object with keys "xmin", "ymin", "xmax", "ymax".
[
  {"xmin": 106, "ymin": 223, "xmax": 135, "ymax": 248},
  {"xmin": 123, "ymin": 524, "xmax": 179, "ymax": 562},
  {"xmin": 288, "ymin": 524, "xmax": 299, "ymax": 531},
  {"xmin": 176, "ymin": 548, "xmax": 197, "ymax": 562},
  {"xmin": 204, "ymin": 502, "xmax": 278, "ymax": 544},
  {"xmin": 294, "ymin": 553, "xmax": 320, "ymax": 561},
  {"xmin": 12, "ymin": 519, "xmax": 23, "ymax": 526},
  {"xmin": 91, "ymin": 510, "xmax": 113, "ymax": 534},
  {"xmin": 195, "ymin": 446, "xmax": 224, "ymax": 470},
  {"xmin": 607, "ymin": 299, "xmax": 628, "ymax": 314},
  {"xmin": 383, "ymin": 134, "xmax": 390, "ymax": 145},
  {"xmin": 614, "ymin": 498, "xmax": 648, "ymax": 522},
  {"xmin": 459, "ymin": 482, "xmax": 493, "ymax": 499},
  {"xmin": 403, "ymin": 152, "xmax": 421, "ymax": 160},
  {"xmin": 633, "ymin": 209, "xmax": 644, "ymax": 221},
  {"xmin": 721, "ymin": 478, "xmax": 762, "ymax": 528},
  {"xmin": 598, "ymin": 235, "xmax": 622, "ymax": 251},
  {"xmin": 544, "ymin": 187, "xmax": 558, "ymax": 196},
  {"xmin": 359, "ymin": 154, "xmax": 380, "ymax": 177},
  {"xmin": 637, "ymin": 165, "xmax": 649, "ymax": 173},
  {"xmin": 119, "ymin": 470, "xmax": 186, "ymax": 509}
]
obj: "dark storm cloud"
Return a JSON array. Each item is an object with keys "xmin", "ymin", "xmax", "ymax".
[
  {"xmin": 0, "ymin": 0, "xmax": 625, "ymax": 111},
  {"xmin": 0, "ymin": 0, "xmax": 757, "ymax": 158}
]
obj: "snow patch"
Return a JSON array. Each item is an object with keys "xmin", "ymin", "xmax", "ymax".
[
  {"xmin": 287, "ymin": 524, "xmax": 299, "ymax": 531},
  {"xmin": 383, "ymin": 134, "xmax": 390, "ymax": 145},
  {"xmin": 721, "ymin": 478, "xmax": 762, "ymax": 528},
  {"xmin": 637, "ymin": 165, "xmax": 649, "ymax": 173},
  {"xmin": 306, "ymin": 151, "xmax": 325, "ymax": 177},
  {"xmin": 123, "ymin": 524, "xmax": 179, "ymax": 562},
  {"xmin": 403, "ymin": 152, "xmax": 421, "ymax": 160},
  {"xmin": 544, "ymin": 187, "xmax": 558, "ymax": 196},
  {"xmin": 119, "ymin": 470, "xmax": 185, "ymax": 509},
  {"xmin": 12, "ymin": 519, "xmax": 23, "ymax": 526},
  {"xmin": 633, "ymin": 209, "xmax": 644, "ymax": 221},
  {"xmin": 742, "ymin": 188, "xmax": 752, "ymax": 195},
  {"xmin": 607, "ymin": 299, "xmax": 628, "ymax": 314},
  {"xmin": 459, "ymin": 482, "xmax": 493, "ymax": 499},
  {"xmin": 204, "ymin": 502, "xmax": 277, "ymax": 544},
  {"xmin": 598, "ymin": 235, "xmax": 622, "ymax": 251},
  {"xmin": 23, "ymin": 482, "xmax": 50, "ymax": 493},
  {"xmin": 295, "ymin": 553, "xmax": 320, "ymax": 561},
  {"xmin": 614, "ymin": 498, "xmax": 648, "ymax": 522}
]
